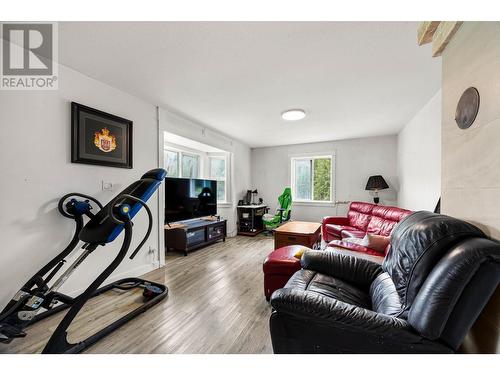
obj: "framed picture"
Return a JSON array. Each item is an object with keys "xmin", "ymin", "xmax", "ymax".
[{"xmin": 71, "ymin": 102, "xmax": 133, "ymax": 169}]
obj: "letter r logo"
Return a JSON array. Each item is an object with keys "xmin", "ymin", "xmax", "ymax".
[{"xmin": 2, "ymin": 23, "xmax": 53, "ymax": 76}]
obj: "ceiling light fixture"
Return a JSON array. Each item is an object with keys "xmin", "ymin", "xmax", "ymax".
[{"xmin": 281, "ymin": 109, "xmax": 306, "ymax": 121}]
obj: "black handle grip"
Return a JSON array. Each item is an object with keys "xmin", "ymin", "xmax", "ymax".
[{"xmin": 58, "ymin": 193, "xmax": 103, "ymax": 219}]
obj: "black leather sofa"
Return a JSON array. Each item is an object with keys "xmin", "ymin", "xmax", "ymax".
[{"xmin": 269, "ymin": 211, "xmax": 500, "ymax": 353}]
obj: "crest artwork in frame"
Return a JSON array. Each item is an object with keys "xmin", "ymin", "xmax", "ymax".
[{"xmin": 71, "ymin": 102, "xmax": 133, "ymax": 169}]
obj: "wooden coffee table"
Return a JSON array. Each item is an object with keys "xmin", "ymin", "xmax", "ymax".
[{"xmin": 274, "ymin": 221, "xmax": 322, "ymax": 250}]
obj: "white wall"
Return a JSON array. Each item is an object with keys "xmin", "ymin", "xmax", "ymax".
[
  {"xmin": 440, "ymin": 22, "xmax": 500, "ymax": 353},
  {"xmin": 251, "ymin": 135, "xmax": 398, "ymax": 222},
  {"xmin": 397, "ymin": 90, "xmax": 442, "ymax": 211},
  {"xmin": 0, "ymin": 64, "xmax": 161, "ymax": 309},
  {"xmin": 158, "ymin": 109, "xmax": 251, "ymax": 236},
  {"xmin": 442, "ymin": 22, "xmax": 500, "ymax": 239}
]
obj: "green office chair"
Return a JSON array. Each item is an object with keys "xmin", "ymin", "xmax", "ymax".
[{"xmin": 262, "ymin": 187, "xmax": 292, "ymax": 231}]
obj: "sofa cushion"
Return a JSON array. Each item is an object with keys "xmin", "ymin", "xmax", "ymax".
[
  {"xmin": 383, "ymin": 211, "xmax": 486, "ymax": 317},
  {"xmin": 286, "ymin": 269, "xmax": 372, "ymax": 309},
  {"xmin": 341, "ymin": 228, "xmax": 366, "ymax": 239},
  {"xmin": 367, "ymin": 205, "xmax": 412, "ymax": 236},
  {"xmin": 324, "ymin": 224, "xmax": 358, "ymax": 239},
  {"xmin": 347, "ymin": 202, "xmax": 374, "ymax": 231}
]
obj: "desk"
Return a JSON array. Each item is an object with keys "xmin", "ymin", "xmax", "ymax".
[{"xmin": 237, "ymin": 204, "xmax": 267, "ymax": 236}]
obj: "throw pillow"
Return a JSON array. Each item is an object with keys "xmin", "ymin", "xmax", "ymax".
[
  {"xmin": 342, "ymin": 237, "xmax": 365, "ymax": 245},
  {"xmin": 364, "ymin": 233, "xmax": 390, "ymax": 254},
  {"xmin": 293, "ymin": 247, "xmax": 308, "ymax": 259},
  {"xmin": 342, "ymin": 234, "xmax": 390, "ymax": 254}
]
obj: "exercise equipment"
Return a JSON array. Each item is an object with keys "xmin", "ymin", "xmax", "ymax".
[{"xmin": 0, "ymin": 168, "xmax": 168, "ymax": 354}]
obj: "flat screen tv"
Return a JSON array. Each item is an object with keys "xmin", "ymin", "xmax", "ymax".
[{"xmin": 165, "ymin": 177, "xmax": 217, "ymax": 223}]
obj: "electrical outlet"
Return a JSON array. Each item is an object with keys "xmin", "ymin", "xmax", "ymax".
[
  {"xmin": 148, "ymin": 246, "xmax": 158, "ymax": 266},
  {"xmin": 102, "ymin": 181, "xmax": 113, "ymax": 191}
]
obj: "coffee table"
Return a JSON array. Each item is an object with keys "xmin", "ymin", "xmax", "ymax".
[{"xmin": 274, "ymin": 221, "xmax": 322, "ymax": 250}]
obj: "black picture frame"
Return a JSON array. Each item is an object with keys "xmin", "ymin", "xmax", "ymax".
[{"xmin": 71, "ymin": 102, "xmax": 133, "ymax": 169}]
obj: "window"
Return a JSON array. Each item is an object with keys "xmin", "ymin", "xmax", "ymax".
[
  {"xmin": 291, "ymin": 155, "xmax": 333, "ymax": 203},
  {"xmin": 209, "ymin": 156, "xmax": 227, "ymax": 203},
  {"xmin": 181, "ymin": 153, "xmax": 199, "ymax": 178},
  {"xmin": 164, "ymin": 150, "xmax": 179, "ymax": 177},
  {"xmin": 164, "ymin": 149, "xmax": 200, "ymax": 178}
]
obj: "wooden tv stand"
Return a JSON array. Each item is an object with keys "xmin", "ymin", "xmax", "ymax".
[{"xmin": 165, "ymin": 218, "xmax": 227, "ymax": 256}]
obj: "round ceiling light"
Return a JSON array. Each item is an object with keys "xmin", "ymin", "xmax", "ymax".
[{"xmin": 281, "ymin": 109, "xmax": 306, "ymax": 121}]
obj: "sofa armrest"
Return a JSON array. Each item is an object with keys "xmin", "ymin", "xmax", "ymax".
[
  {"xmin": 322, "ymin": 216, "xmax": 349, "ymax": 226},
  {"xmin": 300, "ymin": 250, "xmax": 382, "ymax": 287},
  {"xmin": 271, "ymin": 288, "xmax": 409, "ymax": 335}
]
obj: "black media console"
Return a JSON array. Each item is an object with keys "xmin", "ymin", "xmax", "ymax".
[{"xmin": 165, "ymin": 218, "xmax": 227, "ymax": 256}]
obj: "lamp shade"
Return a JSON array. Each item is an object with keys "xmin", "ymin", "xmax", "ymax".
[{"xmin": 365, "ymin": 175, "xmax": 389, "ymax": 191}]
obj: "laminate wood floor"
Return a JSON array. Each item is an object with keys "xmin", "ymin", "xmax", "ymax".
[{"xmin": 0, "ymin": 235, "xmax": 275, "ymax": 354}]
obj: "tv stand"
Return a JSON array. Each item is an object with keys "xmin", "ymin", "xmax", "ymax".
[{"xmin": 165, "ymin": 218, "xmax": 227, "ymax": 256}]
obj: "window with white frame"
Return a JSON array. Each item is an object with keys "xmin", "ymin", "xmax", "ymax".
[
  {"xmin": 209, "ymin": 155, "xmax": 228, "ymax": 203},
  {"xmin": 164, "ymin": 148, "xmax": 200, "ymax": 178},
  {"xmin": 291, "ymin": 154, "xmax": 334, "ymax": 203},
  {"xmin": 181, "ymin": 153, "xmax": 199, "ymax": 178},
  {"xmin": 164, "ymin": 150, "xmax": 179, "ymax": 177}
]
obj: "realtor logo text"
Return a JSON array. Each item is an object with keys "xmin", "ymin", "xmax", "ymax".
[{"xmin": 1, "ymin": 22, "xmax": 58, "ymax": 90}]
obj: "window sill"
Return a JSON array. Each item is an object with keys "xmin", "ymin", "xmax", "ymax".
[{"xmin": 293, "ymin": 201, "xmax": 335, "ymax": 207}]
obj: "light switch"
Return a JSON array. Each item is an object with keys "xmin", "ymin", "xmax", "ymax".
[{"xmin": 102, "ymin": 181, "xmax": 113, "ymax": 191}]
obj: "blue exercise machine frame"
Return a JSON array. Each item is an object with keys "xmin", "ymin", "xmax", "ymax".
[{"xmin": 0, "ymin": 169, "xmax": 168, "ymax": 354}]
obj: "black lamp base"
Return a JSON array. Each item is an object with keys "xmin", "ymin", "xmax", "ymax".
[{"xmin": 373, "ymin": 197, "xmax": 380, "ymax": 204}]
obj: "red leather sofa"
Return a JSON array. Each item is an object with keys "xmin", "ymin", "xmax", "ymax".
[{"xmin": 322, "ymin": 201, "xmax": 412, "ymax": 257}]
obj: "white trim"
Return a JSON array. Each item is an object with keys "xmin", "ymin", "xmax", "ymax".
[
  {"xmin": 164, "ymin": 142, "xmax": 205, "ymax": 156},
  {"xmin": 208, "ymin": 153, "xmax": 230, "ymax": 204},
  {"xmin": 290, "ymin": 152, "xmax": 335, "ymax": 204},
  {"xmin": 157, "ymin": 106, "xmax": 165, "ymax": 267},
  {"xmin": 161, "ymin": 108, "xmax": 240, "ymax": 152}
]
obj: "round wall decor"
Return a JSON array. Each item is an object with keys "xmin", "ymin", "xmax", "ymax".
[{"xmin": 455, "ymin": 87, "xmax": 480, "ymax": 129}]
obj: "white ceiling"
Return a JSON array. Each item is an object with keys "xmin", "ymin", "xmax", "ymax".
[{"xmin": 59, "ymin": 22, "xmax": 441, "ymax": 148}]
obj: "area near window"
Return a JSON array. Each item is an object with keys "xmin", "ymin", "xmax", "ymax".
[
  {"xmin": 164, "ymin": 148, "xmax": 200, "ymax": 179},
  {"xmin": 163, "ymin": 132, "xmax": 230, "ymax": 205},
  {"xmin": 164, "ymin": 150, "xmax": 179, "ymax": 177},
  {"xmin": 181, "ymin": 153, "xmax": 199, "ymax": 178},
  {"xmin": 209, "ymin": 155, "xmax": 227, "ymax": 203},
  {"xmin": 290, "ymin": 154, "xmax": 334, "ymax": 203}
]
